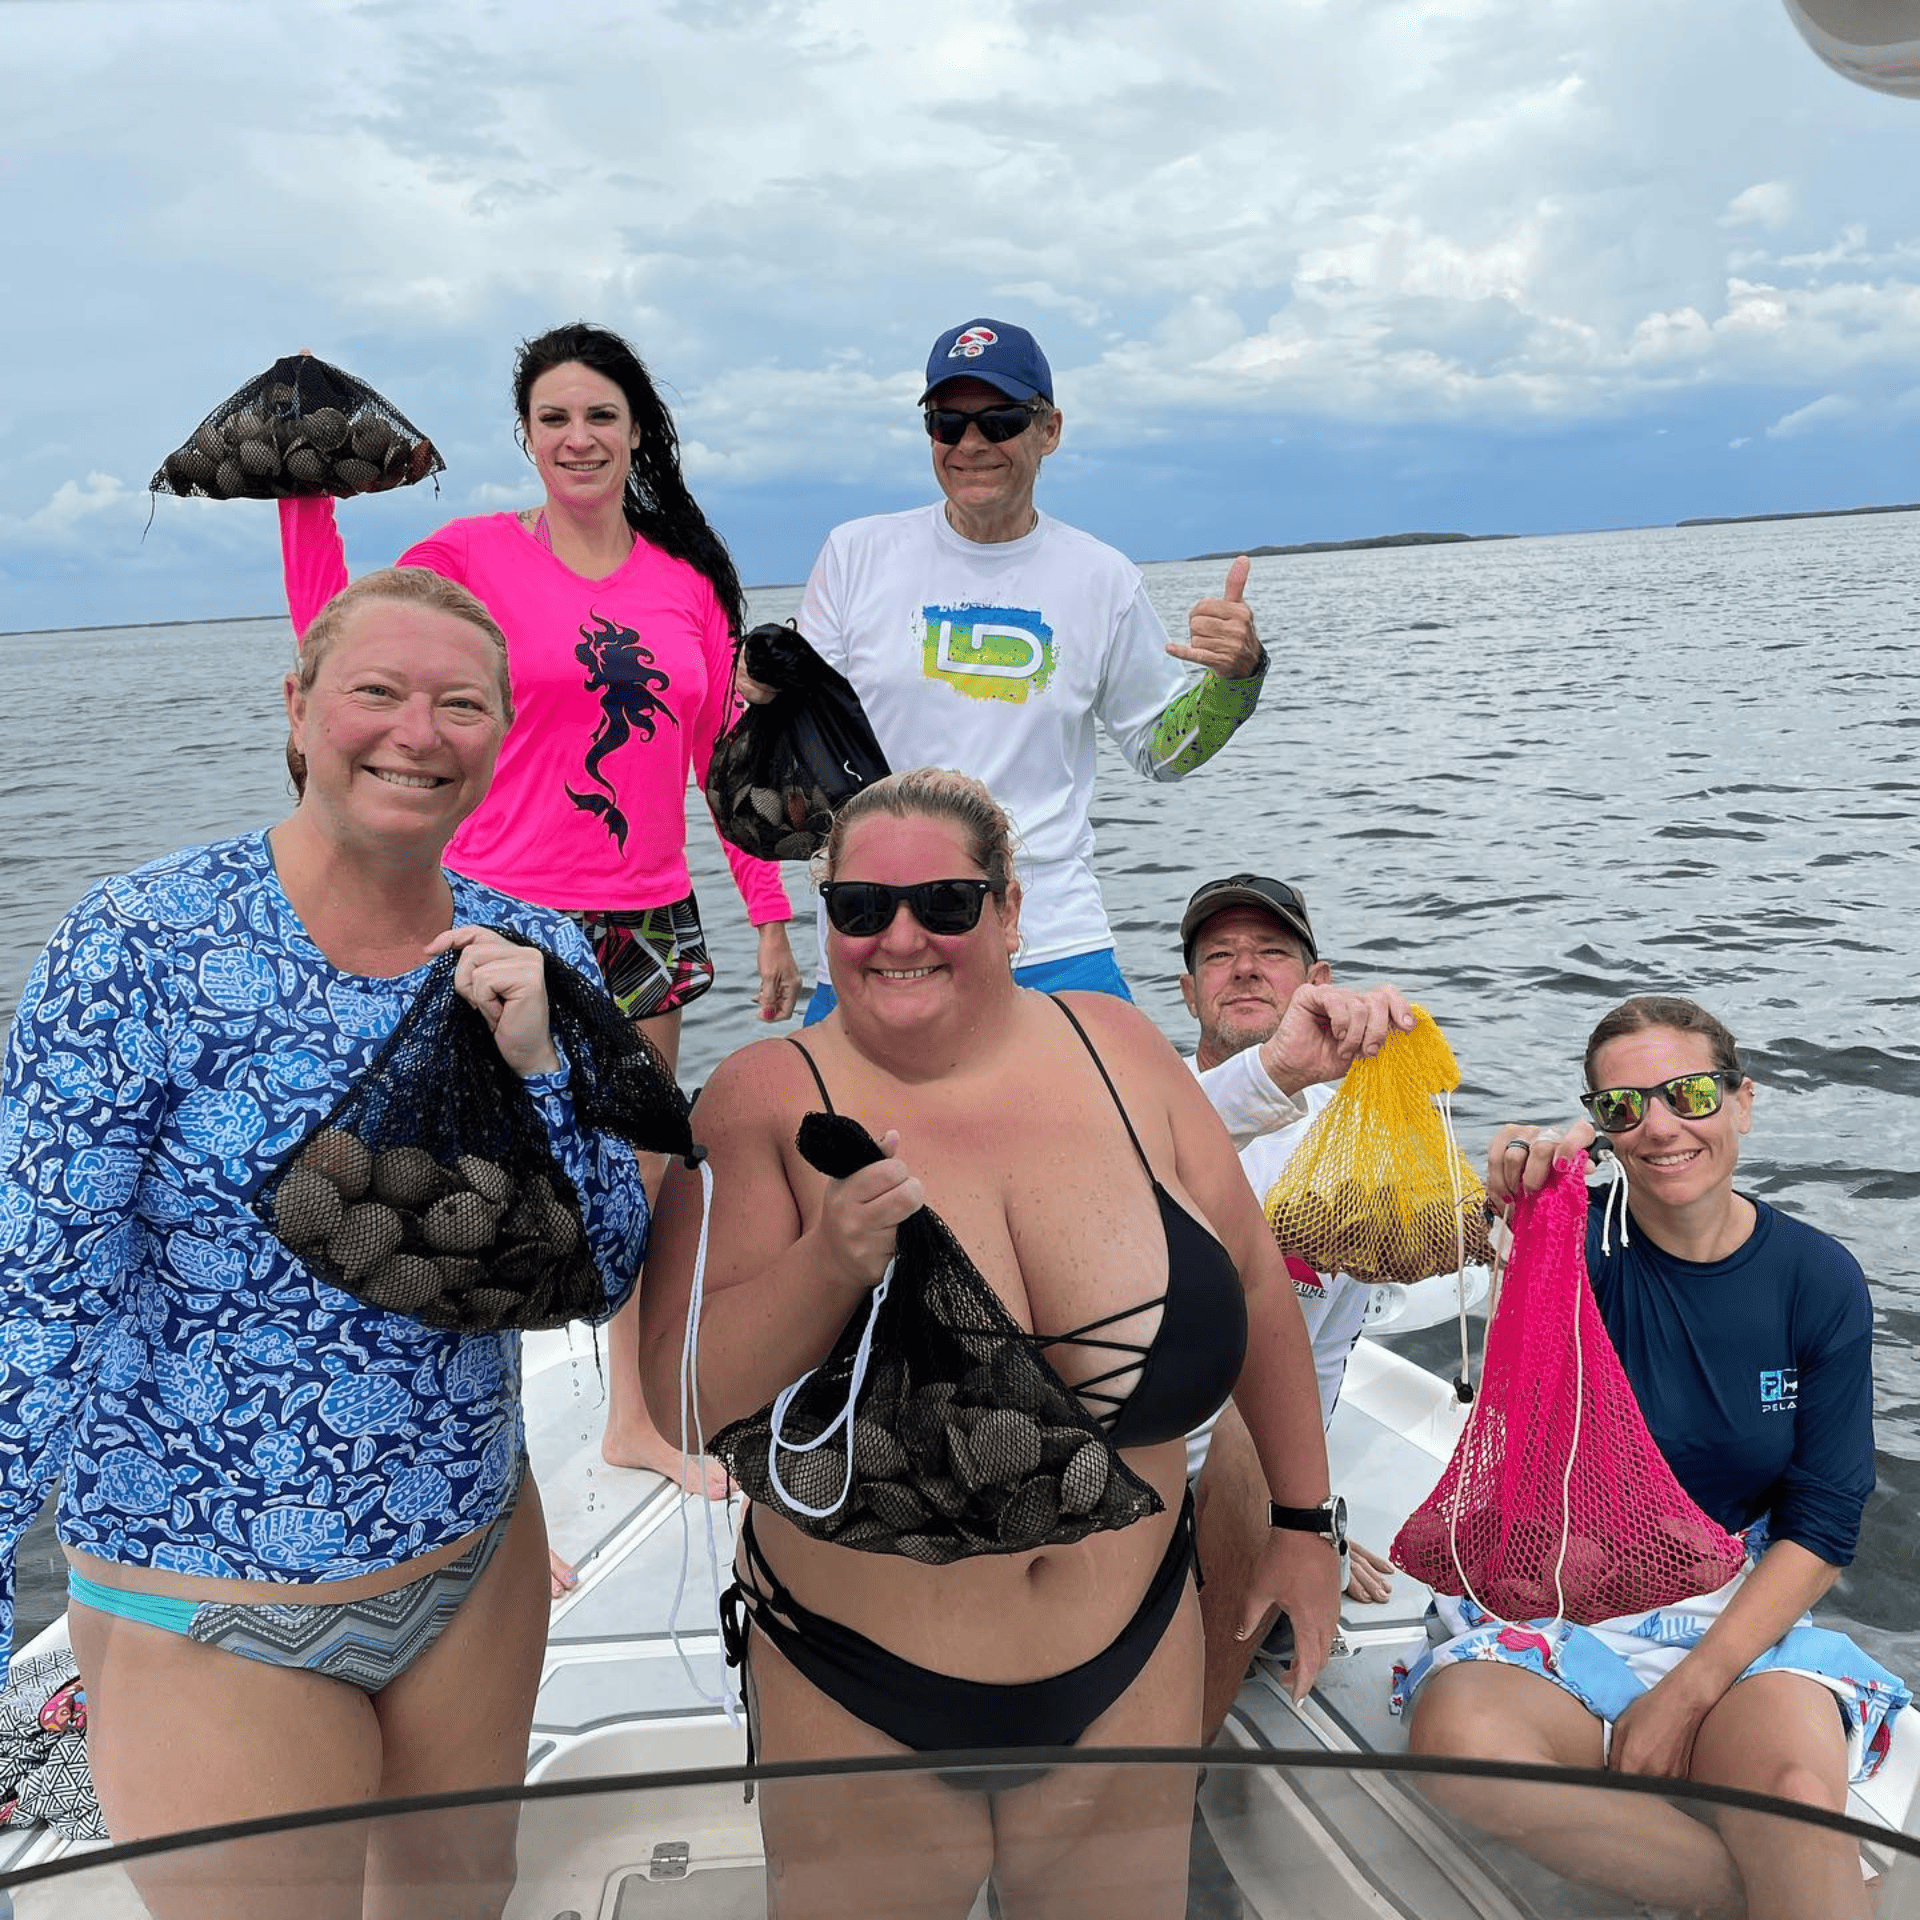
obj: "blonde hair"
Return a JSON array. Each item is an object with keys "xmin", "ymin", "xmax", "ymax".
[
  {"xmin": 819, "ymin": 768, "xmax": 1016, "ymax": 893},
  {"xmin": 287, "ymin": 568, "xmax": 514, "ymax": 795}
]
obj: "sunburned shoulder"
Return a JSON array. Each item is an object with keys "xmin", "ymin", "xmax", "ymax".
[
  {"xmin": 1042, "ymin": 988, "xmax": 1183, "ymax": 1068},
  {"xmin": 695, "ymin": 1034, "xmax": 820, "ymax": 1136}
]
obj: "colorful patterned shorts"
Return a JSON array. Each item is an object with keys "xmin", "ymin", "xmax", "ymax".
[{"xmin": 568, "ymin": 893, "xmax": 714, "ymax": 1022}]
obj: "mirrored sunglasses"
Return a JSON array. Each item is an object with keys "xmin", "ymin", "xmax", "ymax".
[
  {"xmin": 819, "ymin": 878, "xmax": 996, "ymax": 938},
  {"xmin": 1579, "ymin": 1071, "xmax": 1742, "ymax": 1134},
  {"xmin": 923, "ymin": 402, "xmax": 1044, "ymax": 446}
]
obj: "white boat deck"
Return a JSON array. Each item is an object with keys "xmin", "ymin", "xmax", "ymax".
[{"xmin": 6, "ymin": 1326, "xmax": 1914, "ymax": 1916}]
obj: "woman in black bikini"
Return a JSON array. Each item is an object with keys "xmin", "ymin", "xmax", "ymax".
[{"xmin": 640, "ymin": 767, "xmax": 1339, "ymax": 1918}]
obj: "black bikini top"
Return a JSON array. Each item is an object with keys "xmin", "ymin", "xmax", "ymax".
[{"xmin": 786, "ymin": 995, "xmax": 1246, "ymax": 1453}]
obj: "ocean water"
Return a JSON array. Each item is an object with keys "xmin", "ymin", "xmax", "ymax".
[{"xmin": 3, "ymin": 512, "xmax": 1916, "ymax": 1676}]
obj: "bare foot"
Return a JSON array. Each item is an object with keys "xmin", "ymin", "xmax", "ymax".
[
  {"xmin": 601, "ymin": 1425, "xmax": 733, "ymax": 1499},
  {"xmin": 549, "ymin": 1547, "xmax": 580, "ymax": 1598}
]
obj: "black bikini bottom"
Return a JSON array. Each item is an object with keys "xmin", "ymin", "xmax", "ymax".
[{"xmin": 720, "ymin": 1490, "xmax": 1197, "ymax": 1785}]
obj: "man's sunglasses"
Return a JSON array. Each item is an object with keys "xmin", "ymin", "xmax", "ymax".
[
  {"xmin": 1579, "ymin": 1071, "xmax": 1743, "ymax": 1134},
  {"xmin": 923, "ymin": 402, "xmax": 1045, "ymax": 446},
  {"xmin": 819, "ymin": 878, "xmax": 997, "ymax": 938}
]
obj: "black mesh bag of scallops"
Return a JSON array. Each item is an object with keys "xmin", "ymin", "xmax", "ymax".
[
  {"xmin": 706, "ymin": 1112, "xmax": 1164, "ymax": 1563},
  {"xmin": 150, "ymin": 353, "xmax": 445, "ymax": 502},
  {"xmin": 252, "ymin": 932, "xmax": 692, "ymax": 1332},
  {"xmin": 704, "ymin": 621, "xmax": 890, "ymax": 861}
]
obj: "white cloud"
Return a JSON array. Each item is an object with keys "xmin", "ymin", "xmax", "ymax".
[
  {"xmin": 3, "ymin": 0, "xmax": 1919, "ymax": 622},
  {"xmin": 1765, "ymin": 393, "xmax": 1860, "ymax": 437},
  {"xmin": 1723, "ymin": 182, "xmax": 1794, "ymax": 229}
]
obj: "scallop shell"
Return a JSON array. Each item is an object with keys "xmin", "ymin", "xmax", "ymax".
[
  {"xmin": 229, "ymin": 407, "xmax": 267, "ymax": 442},
  {"xmin": 865, "ymin": 1481, "xmax": 928, "ymax": 1530},
  {"xmin": 300, "ymin": 1128, "xmax": 371, "ymax": 1200},
  {"xmin": 465, "ymin": 1287, "xmax": 526, "ymax": 1325},
  {"xmin": 768, "ymin": 1443, "xmax": 847, "ymax": 1515},
  {"xmin": 214, "ymin": 459, "xmax": 247, "ymax": 499},
  {"xmin": 852, "ymin": 1419, "xmax": 907, "ymax": 1481},
  {"xmin": 371, "ymin": 1146, "xmax": 444, "ymax": 1211},
  {"xmin": 331, "ymin": 456, "xmax": 380, "ymax": 491},
  {"xmin": 406, "ymin": 438, "xmax": 437, "ymax": 483},
  {"xmin": 968, "ymin": 1408, "xmax": 1041, "ymax": 1488},
  {"xmin": 454, "ymin": 1155, "xmax": 515, "ymax": 1205},
  {"xmin": 1059, "ymin": 1439, "xmax": 1111, "ymax": 1516},
  {"xmin": 328, "ymin": 1202, "xmax": 406, "ymax": 1282},
  {"xmin": 350, "ymin": 416, "xmax": 393, "ymax": 464},
  {"xmin": 361, "ymin": 1253, "xmax": 443, "ymax": 1315},
  {"xmin": 273, "ymin": 1162, "xmax": 343, "ymax": 1249},
  {"xmin": 239, "ymin": 439, "xmax": 281, "ymax": 478},
  {"xmin": 996, "ymin": 1474, "xmax": 1061, "ymax": 1549},
  {"xmin": 284, "ymin": 446, "xmax": 327, "ymax": 488},
  {"xmin": 303, "ymin": 406, "xmax": 349, "ymax": 451},
  {"xmin": 173, "ymin": 446, "xmax": 217, "ymax": 486},
  {"xmin": 193, "ymin": 422, "xmax": 226, "ymax": 460},
  {"xmin": 893, "ymin": 1533, "xmax": 951, "ymax": 1566},
  {"xmin": 919, "ymin": 1474, "xmax": 967, "ymax": 1519},
  {"xmin": 423, "ymin": 1191, "xmax": 502, "ymax": 1254},
  {"xmin": 433, "ymin": 1255, "xmax": 485, "ymax": 1292},
  {"xmin": 749, "ymin": 787, "xmax": 786, "ymax": 825}
]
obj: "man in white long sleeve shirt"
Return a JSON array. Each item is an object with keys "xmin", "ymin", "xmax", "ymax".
[{"xmin": 1175, "ymin": 873, "xmax": 1413, "ymax": 1736}]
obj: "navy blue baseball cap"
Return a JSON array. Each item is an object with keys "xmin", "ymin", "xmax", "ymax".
[{"xmin": 919, "ymin": 319, "xmax": 1053, "ymax": 404}]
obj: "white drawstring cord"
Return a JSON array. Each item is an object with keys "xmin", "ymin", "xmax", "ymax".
[
  {"xmin": 764, "ymin": 1258, "xmax": 893, "ymax": 1518},
  {"xmin": 1599, "ymin": 1148, "xmax": 1631, "ymax": 1253},
  {"xmin": 1437, "ymin": 1089, "xmax": 1474, "ymax": 1399},
  {"xmin": 669, "ymin": 1153, "xmax": 741, "ymax": 1726},
  {"xmin": 1440, "ymin": 1147, "xmax": 1584, "ymax": 1657}
]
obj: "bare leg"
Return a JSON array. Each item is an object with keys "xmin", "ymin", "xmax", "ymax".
[
  {"xmin": 364, "ymin": 1477, "xmax": 554, "ymax": 1920},
  {"xmin": 70, "ymin": 1601, "xmax": 381, "ymax": 1920},
  {"xmin": 745, "ymin": 1631, "xmax": 996, "ymax": 1919},
  {"xmin": 550, "ymin": 1005, "xmax": 727, "ymax": 1593},
  {"xmin": 1692, "ymin": 1670, "xmax": 1867, "ymax": 1920},
  {"xmin": 1409, "ymin": 1661, "xmax": 1744, "ymax": 1916},
  {"xmin": 988, "ymin": 1585, "xmax": 1204, "ymax": 1920},
  {"xmin": 1194, "ymin": 1402, "xmax": 1273, "ymax": 1741}
]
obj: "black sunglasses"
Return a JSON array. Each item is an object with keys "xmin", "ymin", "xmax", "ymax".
[
  {"xmin": 923, "ymin": 402, "xmax": 1044, "ymax": 446},
  {"xmin": 1579, "ymin": 1071, "xmax": 1743, "ymax": 1134},
  {"xmin": 819, "ymin": 878, "xmax": 997, "ymax": 938}
]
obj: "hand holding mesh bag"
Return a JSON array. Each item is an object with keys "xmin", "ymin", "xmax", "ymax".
[
  {"xmin": 151, "ymin": 352, "xmax": 444, "ymax": 501},
  {"xmin": 1391, "ymin": 1151, "xmax": 1746, "ymax": 1625},
  {"xmin": 252, "ymin": 930, "xmax": 690, "ymax": 1332},
  {"xmin": 706, "ymin": 1110, "xmax": 1163, "ymax": 1563},
  {"xmin": 1262, "ymin": 1005, "xmax": 1493, "ymax": 1284},
  {"xmin": 704, "ymin": 621, "xmax": 890, "ymax": 861}
]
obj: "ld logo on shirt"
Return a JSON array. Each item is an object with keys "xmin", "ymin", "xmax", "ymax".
[
  {"xmin": 1759, "ymin": 1368, "xmax": 1799, "ymax": 1412},
  {"xmin": 921, "ymin": 603, "xmax": 1057, "ymax": 704}
]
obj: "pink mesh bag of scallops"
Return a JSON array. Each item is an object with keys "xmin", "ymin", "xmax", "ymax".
[{"xmin": 1391, "ymin": 1150, "xmax": 1746, "ymax": 1626}]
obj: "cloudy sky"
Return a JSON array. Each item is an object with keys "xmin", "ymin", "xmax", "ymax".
[{"xmin": 2, "ymin": 0, "xmax": 1916, "ymax": 632}]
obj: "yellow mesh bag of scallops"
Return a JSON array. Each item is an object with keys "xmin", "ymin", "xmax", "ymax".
[{"xmin": 1263, "ymin": 1005, "xmax": 1492, "ymax": 1285}]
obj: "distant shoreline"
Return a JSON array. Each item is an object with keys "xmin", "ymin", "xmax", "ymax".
[{"xmin": 1187, "ymin": 499, "xmax": 1920, "ymax": 563}]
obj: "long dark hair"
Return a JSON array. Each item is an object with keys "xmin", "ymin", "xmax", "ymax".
[{"xmin": 512, "ymin": 322, "xmax": 746, "ymax": 638}]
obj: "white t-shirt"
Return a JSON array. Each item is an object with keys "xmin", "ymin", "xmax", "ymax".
[
  {"xmin": 797, "ymin": 504, "xmax": 1194, "ymax": 973},
  {"xmin": 1185, "ymin": 1050, "xmax": 1371, "ymax": 1479}
]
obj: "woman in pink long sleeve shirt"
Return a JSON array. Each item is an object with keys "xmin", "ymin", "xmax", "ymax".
[{"xmin": 282, "ymin": 324, "xmax": 793, "ymax": 1538}]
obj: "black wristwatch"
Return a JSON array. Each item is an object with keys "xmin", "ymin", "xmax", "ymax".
[{"xmin": 1268, "ymin": 1494, "xmax": 1348, "ymax": 1554}]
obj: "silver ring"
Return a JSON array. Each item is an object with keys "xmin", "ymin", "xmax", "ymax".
[{"xmin": 1503, "ymin": 1137, "xmax": 1531, "ymax": 1153}]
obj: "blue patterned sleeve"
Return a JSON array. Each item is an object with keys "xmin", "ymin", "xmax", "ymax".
[{"xmin": 0, "ymin": 889, "xmax": 171, "ymax": 1681}]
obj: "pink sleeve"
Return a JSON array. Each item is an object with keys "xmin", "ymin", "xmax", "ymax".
[
  {"xmin": 687, "ymin": 587, "xmax": 792, "ymax": 926},
  {"xmin": 278, "ymin": 497, "xmax": 350, "ymax": 642}
]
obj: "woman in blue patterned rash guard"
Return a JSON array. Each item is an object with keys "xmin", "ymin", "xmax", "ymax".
[{"xmin": 0, "ymin": 568, "xmax": 647, "ymax": 1919}]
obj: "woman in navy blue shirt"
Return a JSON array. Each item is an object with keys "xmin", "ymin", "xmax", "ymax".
[{"xmin": 1402, "ymin": 995, "xmax": 1904, "ymax": 1920}]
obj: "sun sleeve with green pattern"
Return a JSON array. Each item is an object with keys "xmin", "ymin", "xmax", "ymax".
[{"xmin": 1146, "ymin": 657, "xmax": 1267, "ymax": 780}]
